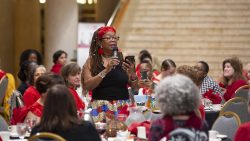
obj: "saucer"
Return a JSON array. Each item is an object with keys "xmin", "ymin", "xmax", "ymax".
[
  {"xmin": 217, "ymin": 134, "xmax": 227, "ymax": 139},
  {"xmin": 10, "ymin": 133, "xmax": 19, "ymax": 137}
]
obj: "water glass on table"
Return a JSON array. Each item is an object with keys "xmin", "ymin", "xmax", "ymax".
[
  {"xmin": 24, "ymin": 118, "xmax": 37, "ymax": 133},
  {"xmin": 16, "ymin": 123, "xmax": 27, "ymax": 141},
  {"xmin": 95, "ymin": 122, "xmax": 106, "ymax": 135}
]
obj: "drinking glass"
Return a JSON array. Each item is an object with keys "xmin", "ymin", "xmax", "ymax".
[
  {"xmin": 95, "ymin": 122, "xmax": 106, "ymax": 135},
  {"xmin": 24, "ymin": 118, "xmax": 37, "ymax": 133},
  {"xmin": 16, "ymin": 123, "xmax": 27, "ymax": 141}
]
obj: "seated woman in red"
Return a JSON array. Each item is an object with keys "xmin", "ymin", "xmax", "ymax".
[
  {"xmin": 50, "ymin": 50, "xmax": 67, "ymax": 74},
  {"xmin": 61, "ymin": 63, "xmax": 85, "ymax": 112},
  {"xmin": 149, "ymin": 74, "xmax": 208, "ymax": 141},
  {"xmin": 25, "ymin": 73, "xmax": 65, "ymax": 124},
  {"xmin": 23, "ymin": 65, "xmax": 46, "ymax": 107},
  {"xmin": 220, "ymin": 57, "xmax": 247, "ymax": 102},
  {"xmin": 153, "ymin": 59, "xmax": 176, "ymax": 84}
]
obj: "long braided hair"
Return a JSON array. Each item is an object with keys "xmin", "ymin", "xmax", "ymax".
[{"xmin": 89, "ymin": 28, "xmax": 104, "ymax": 76}]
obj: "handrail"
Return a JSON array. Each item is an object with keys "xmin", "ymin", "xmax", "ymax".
[{"xmin": 106, "ymin": 0, "xmax": 130, "ymax": 28}]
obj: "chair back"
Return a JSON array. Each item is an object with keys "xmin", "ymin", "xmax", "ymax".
[
  {"xmin": 28, "ymin": 132, "xmax": 66, "ymax": 141},
  {"xmin": 0, "ymin": 76, "xmax": 8, "ymax": 106},
  {"xmin": 234, "ymin": 85, "xmax": 250, "ymax": 100},
  {"xmin": 220, "ymin": 97, "xmax": 250, "ymax": 123},
  {"xmin": 212, "ymin": 111, "xmax": 241, "ymax": 140},
  {"xmin": 0, "ymin": 115, "xmax": 8, "ymax": 131}
]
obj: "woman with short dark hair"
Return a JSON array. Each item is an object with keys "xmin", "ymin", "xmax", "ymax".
[
  {"xmin": 51, "ymin": 50, "xmax": 67, "ymax": 74},
  {"xmin": 23, "ymin": 65, "xmax": 46, "ymax": 107},
  {"xmin": 30, "ymin": 85, "xmax": 101, "ymax": 141},
  {"xmin": 61, "ymin": 62, "xmax": 85, "ymax": 112}
]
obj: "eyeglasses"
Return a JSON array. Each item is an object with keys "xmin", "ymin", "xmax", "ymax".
[{"xmin": 102, "ymin": 36, "xmax": 120, "ymax": 41}]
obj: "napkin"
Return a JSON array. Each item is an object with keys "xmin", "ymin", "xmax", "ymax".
[{"xmin": 128, "ymin": 121, "xmax": 151, "ymax": 138}]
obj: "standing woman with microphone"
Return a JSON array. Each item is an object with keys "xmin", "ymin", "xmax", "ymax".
[{"xmin": 82, "ymin": 26, "xmax": 138, "ymax": 122}]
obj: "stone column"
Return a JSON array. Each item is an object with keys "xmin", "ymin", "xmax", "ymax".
[{"xmin": 44, "ymin": 0, "xmax": 78, "ymax": 69}]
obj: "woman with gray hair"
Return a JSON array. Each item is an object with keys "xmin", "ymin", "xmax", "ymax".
[{"xmin": 149, "ymin": 74, "xmax": 208, "ymax": 141}]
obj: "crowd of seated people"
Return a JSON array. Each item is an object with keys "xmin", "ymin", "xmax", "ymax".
[{"xmin": 1, "ymin": 26, "xmax": 250, "ymax": 141}]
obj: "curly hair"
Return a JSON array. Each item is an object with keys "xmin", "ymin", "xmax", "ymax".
[
  {"xmin": 19, "ymin": 49, "xmax": 43, "ymax": 66},
  {"xmin": 176, "ymin": 65, "xmax": 200, "ymax": 85},
  {"xmin": 222, "ymin": 57, "xmax": 245, "ymax": 86},
  {"xmin": 155, "ymin": 74, "xmax": 200, "ymax": 116}
]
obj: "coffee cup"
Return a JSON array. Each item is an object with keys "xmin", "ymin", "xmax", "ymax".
[
  {"xmin": 212, "ymin": 104, "xmax": 221, "ymax": 111},
  {"xmin": 209, "ymin": 130, "xmax": 219, "ymax": 140},
  {"xmin": 137, "ymin": 126, "xmax": 146, "ymax": 139},
  {"xmin": 8, "ymin": 125, "xmax": 18, "ymax": 136},
  {"xmin": 0, "ymin": 131, "xmax": 10, "ymax": 141}
]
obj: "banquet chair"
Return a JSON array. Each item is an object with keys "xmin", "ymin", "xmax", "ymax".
[
  {"xmin": 220, "ymin": 97, "xmax": 250, "ymax": 123},
  {"xmin": 28, "ymin": 132, "xmax": 66, "ymax": 141},
  {"xmin": 0, "ymin": 115, "xmax": 8, "ymax": 131},
  {"xmin": 212, "ymin": 111, "xmax": 241, "ymax": 140},
  {"xmin": 0, "ymin": 76, "xmax": 8, "ymax": 114},
  {"xmin": 234, "ymin": 85, "xmax": 250, "ymax": 100}
]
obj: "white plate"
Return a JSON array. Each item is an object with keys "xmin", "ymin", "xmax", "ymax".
[
  {"xmin": 152, "ymin": 109, "xmax": 161, "ymax": 113},
  {"xmin": 10, "ymin": 133, "xmax": 19, "ymax": 137},
  {"xmin": 217, "ymin": 134, "xmax": 227, "ymax": 139}
]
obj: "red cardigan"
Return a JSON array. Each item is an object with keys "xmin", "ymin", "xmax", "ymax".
[
  {"xmin": 234, "ymin": 121, "xmax": 250, "ymax": 141},
  {"xmin": 223, "ymin": 79, "xmax": 247, "ymax": 101},
  {"xmin": 29, "ymin": 102, "xmax": 43, "ymax": 117},
  {"xmin": 50, "ymin": 63, "xmax": 63, "ymax": 74},
  {"xmin": 68, "ymin": 87, "xmax": 85, "ymax": 111},
  {"xmin": 23, "ymin": 86, "xmax": 41, "ymax": 107},
  {"xmin": 149, "ymin": 112, "xmax": 205, "ymax": 141}
]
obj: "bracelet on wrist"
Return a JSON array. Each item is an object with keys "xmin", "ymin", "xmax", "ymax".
[{"xmin": 98, "ymin": 71, "xmax": 107, "ymax": 79}]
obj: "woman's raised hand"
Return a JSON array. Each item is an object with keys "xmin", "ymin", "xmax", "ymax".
[
  {"xmin": 106, "ymin": 57, "xmax": 120, "ymax": 72},
  {"xmin": 122, "ymin": 60, "xmax": 135, "ymax": 75}
]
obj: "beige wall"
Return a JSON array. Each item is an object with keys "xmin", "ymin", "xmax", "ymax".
[
  {"xmin": 0, "ymin": 0, "xmax": 15, "ymax": 74},
  {"xmin": 96, "ymin": 0, "xmax": 119, "ymax": 23},
  {"xmin": 0, "ymin": 0, "xmax": 116, "ymax": 75},
  {"xmin": 14, "ymin": 0, "xmax": 41, "ymax": 76}
]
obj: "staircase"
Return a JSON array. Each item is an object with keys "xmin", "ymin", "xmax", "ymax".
[{"xmin": 117, "ymin": 0, "xmax": 250, "ymax": 79}]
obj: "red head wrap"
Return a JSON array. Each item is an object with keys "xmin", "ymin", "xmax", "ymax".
[{"xmin": 98, "ymin": 26, "xmax": 116, "ymax": 39}]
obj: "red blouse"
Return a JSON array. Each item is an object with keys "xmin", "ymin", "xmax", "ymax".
[
  {"xmin": 23, "ymin": 86, "xmax": 41, "ymax": 107},
  {"xmin": 68, "ymin": 87, "xmax": 85, "ymax": 111},
  {"xmin": 29, "ymin": 102, "xmax": 43, "ymax": 117},
  {"xmin": 149, "ymin": 112, "xmax": 205, "ymax": 141},
  {"xmin": 50, "ymin": 63, "xmax": 63, "ymax": 74},
  {"xmin": 234, "ymin": 121, "xmax": 250, "ymax": 141},
  {"xmin": 0, "ymin": 69, "xmax": 6, "ymax": 80},
  {"xmin": 223, "ymin": 79, "xmax": 247, "ymax": 101}
]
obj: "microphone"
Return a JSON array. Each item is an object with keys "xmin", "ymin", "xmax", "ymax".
[
  {"xmin": 112, "ymin": 45, "xmax": 118, "ymax": 69},
  {"xmin": 112, "ymin": 46, "xmax": 118, "ymax": 58}
]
